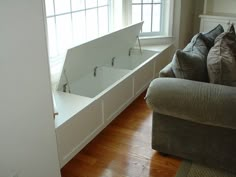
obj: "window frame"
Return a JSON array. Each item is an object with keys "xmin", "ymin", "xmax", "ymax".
[
  {"xmin": 125, "ymin": 0, "xmax": 173, "ymax": 37},
  {"xmin": 129, "ymin": 0, "xmax": 164, "ymax": 36}
]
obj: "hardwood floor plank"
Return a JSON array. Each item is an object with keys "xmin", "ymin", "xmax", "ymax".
[{"xmin": 61, "ymin": 91, "xmax": 181, "ymax": 177}]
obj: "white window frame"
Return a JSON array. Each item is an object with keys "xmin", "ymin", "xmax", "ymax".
[
  {"xmin": 124, "ymin": 0, "xmax": 174, "ymax": 37},
  {"xmin": 130, "ymin": 0, "xmax": 164, "ymax": 36}
]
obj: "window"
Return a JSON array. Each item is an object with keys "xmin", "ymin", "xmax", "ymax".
[
  {"xmin": 44, "ymin": 0, "xmax": 173, "ymax": 86},
  {"xmin": 131, "ymin": 0, "xmax": 163, "ymax": 35},
  {"xmin": 45, "ymin": 0, "xmax": 111, "ymax": 58}
]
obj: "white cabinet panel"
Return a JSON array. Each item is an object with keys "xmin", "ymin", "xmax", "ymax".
[
  {"xmin": 134, "ymin": 61, "xmax": 155, "ymax": 95},
  {"xmin": 56, "ymin": 99, "xmax": 103, "ymax": 167},
  {"xmin": 154, "ymin": 45, "xmax": 175, "ymax": 77},
  {"xmin": 103, "ymin": 76, "xmax": 133, "ymax": 121}
]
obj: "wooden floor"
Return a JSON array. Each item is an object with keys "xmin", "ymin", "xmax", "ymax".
[{"xmin": 61, "ymin": 91, "xmax": 181, "ymax": 177}]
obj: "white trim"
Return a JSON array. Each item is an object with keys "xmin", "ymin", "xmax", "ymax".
[{"xmin": 168, "ymin": 0, "xmax": 174, "ymax": 36}]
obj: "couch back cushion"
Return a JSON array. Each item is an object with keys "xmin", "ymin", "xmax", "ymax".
[
  {"xmin": 202, "ymin": 24, "xmax": 224, "ymax": 49},
  {"xmin": 207, "ymin": 31, "xmax": 236, "ymax": 86},
  {"xmin": 171, "ymin": 33, "xmax": 209, "ymax": 82}
]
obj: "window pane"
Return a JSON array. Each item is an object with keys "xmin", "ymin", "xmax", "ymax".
[
  {"xmin": 71, "ymin": 0, "xmax": 85, "ymax": 11},
  {"xmin": 72, "ymin": 12, "xmax": 86, "ymax": 45},
  {"xmin": 45, "ymin": 0, "xmax": 54, "ymax": 16},
  {"xmin": 47, "ymin": 18, "xmax": 57, "ymax": 57},
  {"xmin": 86, "ymin": 0, "xmax": 97, "ymax": 8},
  {"xmin": 132, "ymin": 0, "xmax": 141, "ymax": 3},
  {"xmin": 143, "ymin": 0, "xmax": 152, "ymax": 3},
  {"xmin": 142, "ymin": 4, "xmax": 152, "ymax": 32},
  {"xmin": 56, "ymin": 14, "xmax": 73, "ymax": 53},
  {"xmin": 153, "ymin": 0, "xmax": 161, "ymax": 3},
  {"xmin": 54, "ymin": 0, "xmax": 70, "ymax": 14},
  {"xmin": 132, "ymin": 5, "xmax": 142, "ymax": 24},
  {"xmin": 86, "ymin": 9, "xmax": 98, "ymax": 40},
  {"xmin": 98, "ymin": 7, "xmax": 108, "ymax": 36},
  {"xmin": 98, "ymin": 0, "xmax": 108, "ymax": 6},
  {"xmin": 152, "ymin": 4, "xmax": 161, "ymax": 32}
]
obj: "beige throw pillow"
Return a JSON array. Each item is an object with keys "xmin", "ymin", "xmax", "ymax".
[{"xmin": 207, "ymin": 32, "xmax": 236, "ymax": 86}]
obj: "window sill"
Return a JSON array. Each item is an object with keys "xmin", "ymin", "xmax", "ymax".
[{"xmin": 139, "ymin": 35, "xmax": 174, "ymax": 46}]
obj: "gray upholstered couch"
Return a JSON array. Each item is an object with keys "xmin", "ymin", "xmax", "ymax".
[{"xmin": 145, "ymin": 25, "xmax": 236, "ymax": 173}]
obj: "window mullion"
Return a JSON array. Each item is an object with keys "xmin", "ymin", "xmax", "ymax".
[
  {"xmin": 141, "ymin": 0, "xmax": 143, "ymax": 22},
  {"xmin": 151, "ymin": 0, "xmax": 153, "ymax": 32},
  {"xmin": 160, "ymin": 0, "xmax": 164, "ymax": 34}
]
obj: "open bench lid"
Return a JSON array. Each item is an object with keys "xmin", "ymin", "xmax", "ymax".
[{"xmin": 57, "ymin": 21, "xmax": 144, "ymax": 92}]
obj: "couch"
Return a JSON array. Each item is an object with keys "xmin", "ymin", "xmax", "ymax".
[{"xmin": 145, "ymin": 24, "xmax": 236, "ymax": 173}]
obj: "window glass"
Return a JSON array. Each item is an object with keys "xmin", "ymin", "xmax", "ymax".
[
  {"xmin": 86, "ymin": 9, "xmax": 98, "ymax": 40},
  {"xmin": 71, "ymin": 0, "xmax": 85, "ymax": 11},
  {"xmin": 98, "ymin": 6, "xmax": 109, "ymax": 35},
  {"xmin": 72, "ymin": 12, "xmax": 86, "ymax": 45},
  {"xmin": 47, "ymin": 18, "xmax": 57, "ymax": 57},
  {"xmin": 132, "ymin": 0, "xmax": 141, "ymax": 3},
  {"xmin": 132, "ymin": 5, "xmax": 142, "ymax": 24},
  {"xmin": 86, "ymin": 0, "xmax": 97, "ymax": 8},
  {"xmin": 54, "ymin": 0, "xmax": 70, "ymax": 14},
  {"xmin": 45, "ymin": 0, "xmax": 111, "ymax": 58},
  {"xmin": 142, "ymin": 4, "xmax": 152, "ymax": 32},
  {"xmin": 143, "ymin": 0, "xmax": 152, "ymax": 3},
  {"xmin": 45, "ymin": 0, "xmax": 54, "ymax": 16},
  {"xmin": 153, "ymin": 0, "xmax": 161, "ymax": 3},
  {"xmin": 56, "ymin": 14, "xmax": 73, "ymax": 53},
  {"xmin": 152, "ymin": 4, "xmax": 161, "ymax": 32},
  {"xmin": 98, "ymin": 0, "xmax": 108, "ymax": 6}
]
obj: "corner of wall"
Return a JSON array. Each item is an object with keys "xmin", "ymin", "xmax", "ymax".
[{"xmin": 173, "ymin": 0, "xmax": 204, "ymax": 49}]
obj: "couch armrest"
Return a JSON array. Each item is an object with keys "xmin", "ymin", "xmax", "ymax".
[{"xmin": 145, "ymin": 78, "xmax": 236, "ymax": 129}]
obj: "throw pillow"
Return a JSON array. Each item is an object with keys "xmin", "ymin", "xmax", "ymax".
[
  {"xmin": 171, "ymin": 33, "xmax": 209, "ymax": 82},
  {"xmin": 227, "ymin": 24, "xmax": 236, "ymax": 35},
  {"xmin": 207, "ymin": 32, "xmax": 236, "ymax": 86},
  {"xmin": 202, "ymin": 24, "xmax": 224, "ymax": 49},
  {"xmin": 227, "ymin": 24, "xmax": 236, "ymax": 41}
]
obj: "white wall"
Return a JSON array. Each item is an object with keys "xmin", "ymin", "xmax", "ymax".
[
  {"xmin": 0, "ymin": 1, "xmax": 61, "ymax": 177},
  {"xmin": 179, "ymin": 0, "xmax": 195, "ymax": 48},
  {"xmin": 193, "ymin": 0, "xmax": 205, "ymax": 34},
  {"xmin": 173, "ymin": 0, "xmax": 195, "ymax": 49},
  {"xmin": 205, "ymin": 0, "xmax": 236, "ymax": 14},
  {"xmin": 173, "ymin": 0, "xmax": 204, "ymax": 49}
]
